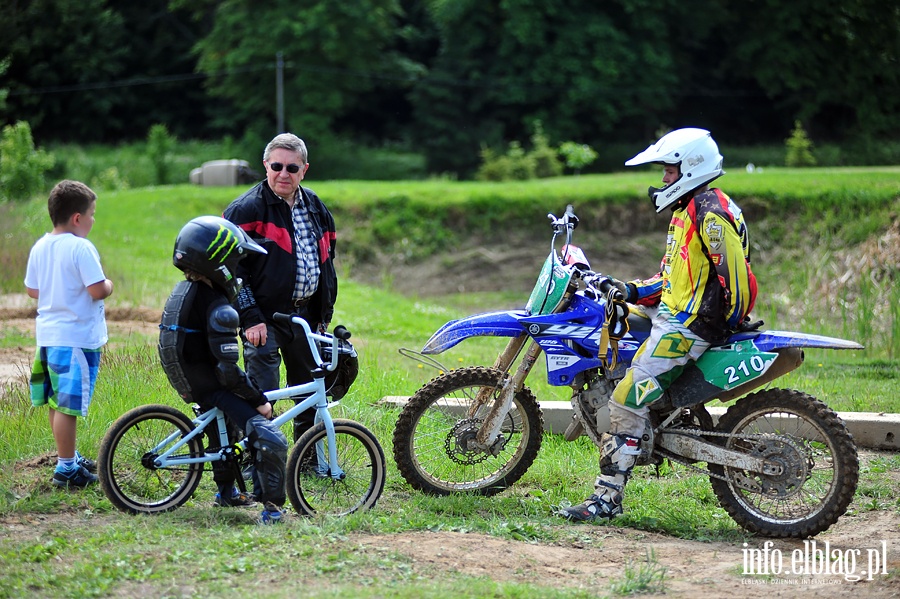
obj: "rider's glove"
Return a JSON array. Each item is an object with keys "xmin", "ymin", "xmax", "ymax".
[{"xmin": 602, "ymin": 276, "xmax": 636, "ymax": 303}]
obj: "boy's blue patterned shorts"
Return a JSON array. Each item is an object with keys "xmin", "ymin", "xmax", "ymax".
[{"xmin": 30, "ymin": 347, "xmax": 101, "ymax": 417}]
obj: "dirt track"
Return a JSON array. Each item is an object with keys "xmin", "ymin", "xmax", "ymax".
[{"xmin": 2, "ymin": 499, "xmax": 900, "ymax": 597}]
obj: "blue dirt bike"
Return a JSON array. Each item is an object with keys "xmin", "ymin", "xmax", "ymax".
[{"xmin": 392, "ymin": 206, "xmax": 861, "ymax": 537}]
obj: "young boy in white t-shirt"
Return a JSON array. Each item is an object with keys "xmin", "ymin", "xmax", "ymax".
[{"xmin": 24, "ymin": 180, "xmax": 114, "ymax": 488}]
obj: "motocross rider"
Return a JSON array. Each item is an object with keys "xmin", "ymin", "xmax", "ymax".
[{"xmin": 559, "ymin": 128, "xmax": 758, "ymax": 522}]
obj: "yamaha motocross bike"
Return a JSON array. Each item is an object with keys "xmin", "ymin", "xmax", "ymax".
[{"xmin": 393, "ymin": 206, "xmax": 862, "ymax": 538}]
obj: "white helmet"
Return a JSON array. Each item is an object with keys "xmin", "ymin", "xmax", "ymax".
[{"xmin": 625, "ymin": 128, "xmax": 724, "ymax": 212}]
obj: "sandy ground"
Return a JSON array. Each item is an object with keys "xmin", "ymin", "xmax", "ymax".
[{"xmin": 2, "ymin": 501, "xmax": 899, "ymax": 597}]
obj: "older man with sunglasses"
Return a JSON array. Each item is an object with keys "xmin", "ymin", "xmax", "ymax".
[{"xmin": 223, "ymin": 133, "xmax": 338, "ymax": 459}]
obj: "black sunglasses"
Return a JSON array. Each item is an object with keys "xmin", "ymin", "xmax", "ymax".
[{"xmin": 269, "ymin": 162, "xmax": 302, "ymax": 173}]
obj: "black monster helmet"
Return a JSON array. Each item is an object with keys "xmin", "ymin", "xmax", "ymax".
[
  {"xmin": 321, "ymin": 341, "xmax": 359, "ymax": 400},
  {"xmin": 172, "ymin": 216, "xmax": 266, "ymax": 302}
]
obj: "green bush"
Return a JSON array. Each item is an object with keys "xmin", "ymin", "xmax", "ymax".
[
  {"xmin": 475, "ymin": 142, "xmax": 537, "ymax": 181},
  {"xmin": 0, "ymin": 121, "xmax": 55, "ymax": 202},
  {"xmin": 91, "ymin": 166, "xmax": 130, "ymax": 191},
  {"xmin": 529, "ymin": 121, "xmax": 563, "ymax": 178},
  {"xmin": 474, "ymin": 146, "xmax": 508, "ymax": 181},
  {"xmin": 504, "ymin": 141, "xmax": 537, "ymax": 180},
  {"xmin": 310, "ymin": 136, "xmax": 427, "ymax": 181},
  {"xmin": 558, "ymin": 141, "xmax": 598, "ymax": 174},
  {"xmin": 147, "ymin": 123, "xmax": 176, "ymax": 185},
  {"xmin": 785, "ymin": 120, "xmax": 817, "ymax": 167}
]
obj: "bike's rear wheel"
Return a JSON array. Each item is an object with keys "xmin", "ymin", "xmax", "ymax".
[
  {"xmin": 709, "ymin": 388, "xmax": 859, "ymax": 538},
  {"xmin": 99, "ymin": 404, "xmax": 205, "ymax": 514},
  {"xmin": 286, "ymin": 419, "xmax": 386, "ymax": 517},
  {"xmin": 392, "ymin": 367, "xmax": 543, "ymax": 496}
]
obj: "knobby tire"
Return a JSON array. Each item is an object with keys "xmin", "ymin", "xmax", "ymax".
[
  {"xmin": 392, "ymin": 366, "xmax": 543, "ymax": 496},
  {"xmin": 708, "ymin": 388, "xmax": 859, "ymax": 538}
]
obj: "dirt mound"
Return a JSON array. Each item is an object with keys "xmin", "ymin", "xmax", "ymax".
[
  {"xmin": 0, "ymin": 305, "xmax": 160, "ymax": 323},
  {"xmin": 0, "ymin": 298, "xmax": 162, "ymax": 385}
]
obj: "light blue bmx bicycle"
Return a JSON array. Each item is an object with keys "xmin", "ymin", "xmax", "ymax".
[{"xmin": 98, "ymin": 314, "xmax": 386, "ymax": 517}]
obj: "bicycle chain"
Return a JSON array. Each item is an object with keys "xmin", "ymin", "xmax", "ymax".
[{"xmin": 654, "ymin": 427, "xmax": 807, "ymax": 484}]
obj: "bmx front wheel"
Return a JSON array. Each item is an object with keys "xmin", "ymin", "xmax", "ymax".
[{"xmin": 286, "ymin": 419, "xmax": 386, "ymax": 517}]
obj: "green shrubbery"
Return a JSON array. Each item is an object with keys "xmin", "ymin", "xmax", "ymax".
[
  {"xmin": 785, "ymin": 120, "xmax": 817, "ymax": 167},
  {"xmin": 3, "ymin": 119, "xmax": 896, "ymax": 200},
  {"xmin": 558, "ymin": 141, "xmax": 599, "ymax": 174},
  {"xmin": 475, "ymin": 122, "xmax": 594, "ymax": 181},
  {"xmin": 0, "ymin": 121, "xmax": 55, "ymax": 202},
  {"xmin": 147, "ymin": 123, "xmax": 177, "ymax": 185}
]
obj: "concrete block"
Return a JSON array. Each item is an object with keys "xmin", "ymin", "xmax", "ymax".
[{"xmin": 189, "ymin": 159, "xmax": 250, "ymax": 186}]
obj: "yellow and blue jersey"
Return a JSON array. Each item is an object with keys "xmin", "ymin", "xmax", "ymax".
[{"xmin": 630, "ymin": 189, "xmax": 757, "ymax": 342}]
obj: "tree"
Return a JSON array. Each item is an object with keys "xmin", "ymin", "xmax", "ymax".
[
  {"xmin": 0, "ymin": 58, "xmax": 8, "ymax": 114},
  {"xmin": 785, "ymin": 121, "xmax": 816, "ymax": 167},
  {"xmin": 559, "ymin": 142, "xmax": 598, "ymax": 174},
  {"xmin": 0, "ymin": 0, "xmax": 128, "ymax": 141},
  {"xmin": 0, "ymin": 0, "xmax": 209, "ymax": 142},
  {"xmin": 410, "ymin": 0, "xmax": 679, "ymax": 175},
  {"xmin": 714, "ymin": 0, "xmax": 900, "ymax": 142},
  {"xmin": 189, "ymin": 0, "xmax": 419, "ymax": 146}
]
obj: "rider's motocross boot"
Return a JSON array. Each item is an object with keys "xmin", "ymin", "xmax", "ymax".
[{"xmin": 558, "ymin": 433, "xmax": 641, "ymax": 521}]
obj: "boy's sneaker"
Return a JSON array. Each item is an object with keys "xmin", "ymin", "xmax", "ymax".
[
  {"xmin": 214, "ymin": 488, "xmax": 256, "ymax": 507},
  {"xmin": 259, "ymin": 502, "xmax": 285, "ymax": 525},
  {"xmin": 52, "ymin": 465, "xmax": 98, "ymax": 489},
  {"xmin": 76, "ymin": 454, "xmax": 97, "ymax": 473}
]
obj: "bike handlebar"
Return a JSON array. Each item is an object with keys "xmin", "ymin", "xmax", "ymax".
[
  {"xmin": 547, "ymin": 204, "xmax": 579, "ymax": 231},
  {"xmin": 271, "ymin": 312, "xmax": 351, "ymax": 372},
  {"xmin": 564, "ymin": 204, "xmax": 579, "ymax": 229},
  {"xmin": 596, "ymin": 277, "xmax": 616, "ymax": 294}
]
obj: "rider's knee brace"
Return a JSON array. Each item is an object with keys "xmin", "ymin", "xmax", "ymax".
[{"xmin": 246, "ymin": 415, "xmax": 288, "ymax": 505}]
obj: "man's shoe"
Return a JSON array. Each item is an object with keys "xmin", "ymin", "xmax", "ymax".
[
  {"xmin": 52, "ymin": 465, "xmax": 98, "ymax": 489},
  {"xmin": 214, "ymin": 488, "xmax": 256, "ymax": 507},
  {"xmin": 76, "ymin": 453, "xmax": 97, "ymax": 473},
  {"xmin": 557, "ymin": 493, "xmax": 622, "ymax": 522},
  {"xmin": 259, "ymin": 502, "xmax": 285, "ymax": 525}
]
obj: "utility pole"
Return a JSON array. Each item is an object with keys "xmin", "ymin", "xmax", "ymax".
[{"xmin": 276, "ymin": 52, "xmax": 285, "ymax": 133}]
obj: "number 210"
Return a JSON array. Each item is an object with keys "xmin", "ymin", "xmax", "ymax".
[{"xmin": 724, "ymin": 355, "xmax": 766, "ymax": 384}]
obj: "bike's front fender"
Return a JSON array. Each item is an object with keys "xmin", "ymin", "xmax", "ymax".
[{"xmin": 422, "ymin": 310, "xmax": 528, "ymax": 354}]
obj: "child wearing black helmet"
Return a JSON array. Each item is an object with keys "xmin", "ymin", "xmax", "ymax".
[{"xmin": 158, "ymin": 215, "xmax": 289, "ymax": 524}]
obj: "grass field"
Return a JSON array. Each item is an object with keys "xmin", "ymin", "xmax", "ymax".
[{"xmin": 0, "ymin": 170, "xmax": 898, "ymax": 597}]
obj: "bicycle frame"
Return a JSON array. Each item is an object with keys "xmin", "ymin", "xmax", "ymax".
[{"xmin": 146, "ymin": 316, "xmax": 348, "ymax": 479}]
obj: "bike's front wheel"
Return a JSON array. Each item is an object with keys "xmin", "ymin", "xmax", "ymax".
[
  {"xmin": 286, "ymin": 419, "xmax": 386, "ymax": 517},
  {"xmin": 392, "ymin": 367, "xmax": 543, "ymax": 496},
  {"xmin": 708, "ymin": 388, "xmax": 859, "ymax": 538},
  {"xmin": 98, "ymin": 404, "xmax": 205, "ymax": 514}
]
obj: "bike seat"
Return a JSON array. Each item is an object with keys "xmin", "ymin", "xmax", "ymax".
[{"xmin": 626, "ymin": 310, "xmax": 653, "ymax": 334}]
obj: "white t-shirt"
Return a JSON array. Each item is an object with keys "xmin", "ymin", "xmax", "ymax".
[{"xmin": 24, "ymin": 233, "xmax": 109, "ymax": 349}]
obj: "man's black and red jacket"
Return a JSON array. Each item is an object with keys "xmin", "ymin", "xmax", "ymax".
[{"xmin": 223, "ymin": 180, "xmax": 337, "ymax": 330}]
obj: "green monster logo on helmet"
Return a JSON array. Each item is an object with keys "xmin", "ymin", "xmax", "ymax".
[{"xmin": 207, "ymin": 224, "xmax": 240, "ymax": 264}]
